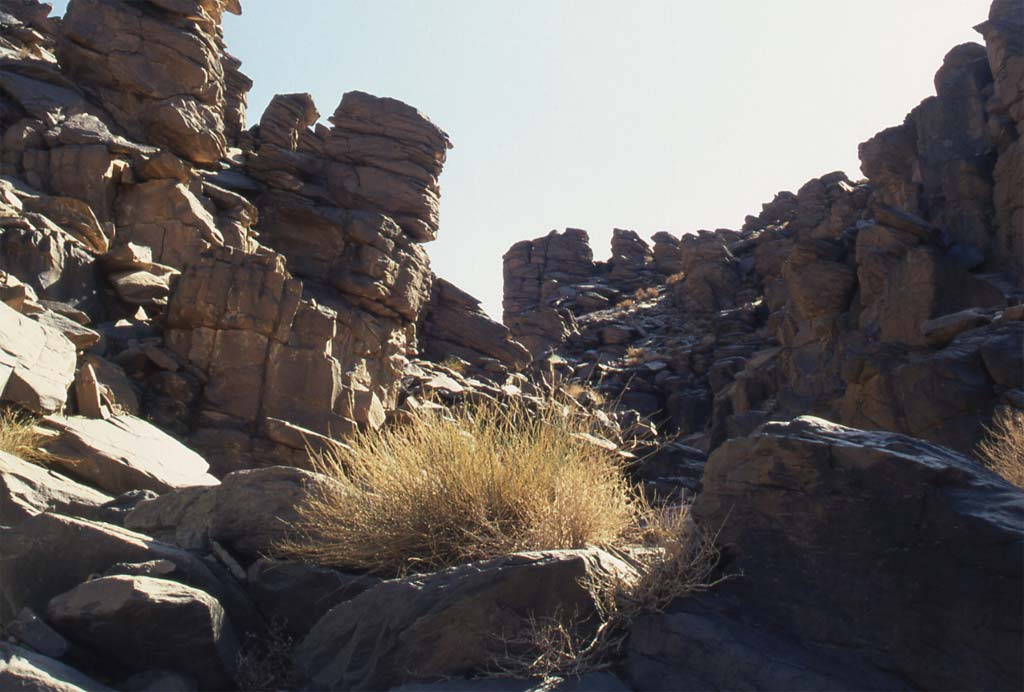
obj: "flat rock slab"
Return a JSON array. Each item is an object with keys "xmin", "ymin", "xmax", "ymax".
[
  {"xmin": 0, "ymin": 450, "xmax": 112, "ymax": 526},
  {"xmin": 47, "ymin": 575, "xmax": 238, "ymax": 690},
  {"xmin": 0, "ymin": 301, "xmax": 76, "ymax": 413},
  {"xmin": 41, "ymin": 414, "xmax": 218, "ymax": 495}
]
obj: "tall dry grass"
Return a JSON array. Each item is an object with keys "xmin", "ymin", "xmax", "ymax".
[
  {"xmin": 0, "ymin": 408, "xmax": 45, "ymax": 461},
  {"xmin": 977, "ymin": 407, "xmax": 1024, "ymax": 488},
  {"xmin": 281, "ymin": 398, "xmax": 644, "ymax": 575}
]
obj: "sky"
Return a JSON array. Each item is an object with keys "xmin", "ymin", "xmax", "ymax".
[{"xmin": 49, "ymin": 0, "xmax": 992, "ymax": 317}]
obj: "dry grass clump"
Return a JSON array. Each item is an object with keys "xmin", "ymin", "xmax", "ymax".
[
  {"xmin": 634, "ymin": 287, "xmax": 659, "ymax": 301},
  {"xmin": 494, "ymin": 505, "xmax": 725, "ymax": 684},
  {"xmin": 615, "ymin": 297, "xmax": 635, "ymax": 309},
  {"xmin": 0, "ymin": 408, "xmax": 46, "ymax": 461},
  {"xmin": 281, "ymin": 398, "xmax": 643, "ymax": 575},
  {"xmin": 665, "ymin": 271, "xmax": 686, "ymax": 285},
  {"xmin": 976, "ymin": 407, "xmax": 1024, "ymax": 488},
  {"xmin": 234, "ymin": 623, "xmax": 297, "ymax": 692}
]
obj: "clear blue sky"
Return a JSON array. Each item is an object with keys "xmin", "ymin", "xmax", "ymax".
[{"xmin": 49, "ymin": 0, "xmax": 990, "ymax": 317}]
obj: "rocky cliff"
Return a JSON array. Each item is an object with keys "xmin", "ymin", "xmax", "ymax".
[
  {"xmin": 0, "ymin": 1, "xmax": 1021, "ymax": 691},
  {"xmin": 503, "ymin": 4, "xmax": 1024, "ymax": 460},
  {"xmin": 0, "ymin": 0, "xmax": 530, "ymax": 477}
]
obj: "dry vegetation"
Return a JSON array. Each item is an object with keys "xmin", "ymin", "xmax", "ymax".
[
  {"xmin": 976, "ymin": 407, "xmax": 1024, "ymax": 488},
  {"xmin": 633, "ymin": 287, "xmax": 659, "ymax": 301},
  {"xmin": 0, "ymin": 408, "xmax": 46, "ymax": 461},
  {"xmin": 665, "ymin": 271, "xmax": 686, "ymax": 285},
  {"xmin": 281, "ymin": 397, "xmax": 646, "ymax": 575},
  {"xmin": 494, "ymin": 506, "xmax": 725, "ymax": 684},
  {"xmin": 234, "ymin": 623, "xmax": 298, "ymax": 692}
]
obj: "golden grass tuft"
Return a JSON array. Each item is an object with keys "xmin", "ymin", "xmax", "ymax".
[
  {"xmin": 281, "ymin": 398, "xmax": 645, "ymax": 575},
  {"xmin": 0, "ymin": 408, "xmax": 46, "ymax": 461},
  {"xmin": 633, "ymin": 287, "xmax": 659, "ymax": 301},
  {"xmin": 665, "ymin": 272, "xmax": 686, "ymax": 285},
  {"xmin": 976, "ymin": 407, "xmax": 1024, "ymax": 488}
]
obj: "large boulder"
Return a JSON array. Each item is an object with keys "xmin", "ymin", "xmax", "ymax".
[
  {"xmin": 40, "ymin": 414, "xmax": 219, "ymax": 495},
  {"xmin": 47, "ymin": 575, "xmax": 238, "ymax": 690},
  {"xmin": 295, "ymin": 549, "xmax": 637, "ymax": 691},
  {"xmin": 125, "ymin": 465, "xmax": 324, "ymax": 559},
  {"xmin": 691, "ymin": 416, "xmax": 1024, "ymax": 691}
]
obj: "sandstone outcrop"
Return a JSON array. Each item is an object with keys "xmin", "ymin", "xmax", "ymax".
[{"xmin": 0, "ymin": 0, "xmax": 1020, "ymax": 690}]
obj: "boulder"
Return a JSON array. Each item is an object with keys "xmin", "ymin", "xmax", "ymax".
[
  {"xmin": 692, "ymin": 416, "xmax": 1024, "ymax": 691},
  {"xmin": 0, "ymin": 451, "xmax": 112, "ymax": 526},
  {"xmin": 295, "ymin": 549, "xmax": 637, "ymax": 691},
  {"xmin": 920, "ymin": 307, "xmax": 993, "ymax": 346},
  {"xmin": 47, "ymin": 576, "xmax": 238, "ymax": 690},
  {"xmin": 41, "ymin": 414, "xmax": 218, "ymax": 495},
  {"xmin": 125, "ymin": 466, "xmax": 325, "ymax": 559},
  {"xmin": 0, "ymin": 642, "xmax": 112, "ymax": 692},
  {"xmin": 0, "ymin": 512, "xmax": 258, "ymax": 630},
  {"xmin": 0, "ymin": 300, "xmax": 76, "ymax": 413}
]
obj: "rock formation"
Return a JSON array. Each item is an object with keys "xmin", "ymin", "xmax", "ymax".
[{"xmin": 0, "ymin": 0, "xmax": 1020, "ymax": 690}]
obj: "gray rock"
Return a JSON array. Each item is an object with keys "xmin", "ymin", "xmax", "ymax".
[
  {"xmin": 0, "ymin": 641, "xmax": 112, "ymax": 692},
  {"xmin": 247, "ymin": 559, "xmax": 380, "ymax": 639},
  {"xmin": 296, "ymin": 549, "xmax": 638, "ymax": 691},
  {"xmin": 47, "ymin": 576, "xmax": 238, "ymax": 690},
  {"xmin": 692, "ymin": 416, "xmax": 1024, "ymax": 691}
]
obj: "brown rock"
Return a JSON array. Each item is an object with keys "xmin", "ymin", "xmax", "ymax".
[
  {"xmin": 0, "ymin": 300, "xmax": 76, "ymax": 413},
  {"xmin": 57, "ymin": 0, "xmax": 241, "ymax": 164},
  {"xmin": 41, "ymin": 414, "xmax": 218, "ymax": 495},
  {"xmin": 0, "ymin": 450, "xmax": 112, "ymax": 526}
]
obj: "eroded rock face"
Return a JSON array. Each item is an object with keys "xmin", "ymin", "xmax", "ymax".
[
  {"xmin": 419, "ymin": 277, "xmax": 531, "ymax": 371},
  {"xmin": 0, "ymin": 299, "xmax": 76, "ymax": 412},
  {"xmin": 692, "ymin": 417, "xmax": 1024, "ymax": 691},
  {"xmin": 0, "ymin": 450, "xmax": 112, "ymax": 526},
  {"xmin": 57, "ymin": 0, "xmax": 243, "ymax": 164},
  {"xmin": 503, "ymin": 228, "xmax": 596, "ymax": 356},
  {"xmin": 0, "ymin": 641, "xmax": 113, "ymax": 692}
]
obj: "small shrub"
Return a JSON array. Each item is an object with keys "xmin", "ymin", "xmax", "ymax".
[
  {"xmin": 615, "ymin": 298, "xmax": 635, "ymax": 309},
  {"xmin": 633, "ymin": 287, "xmax": 659, "ymax": 301},
  {"xmin": 234, "ymin": 623, "xmax": 297, "ymax": 692},
  {"xmin": 440, "ymin": 356, "xmax": 470, "ymax": 373},
  {"xmin": 665, "ymin": 272, "xmax": 686, "ymax": 285},
  {"xmin": 0, "ymin": 408, "xmax": 45, "ymax": 461},
  {"xmin": 565, "ymin": 382, "xmax": 605, "ymax": 406},
  {"xmin": 281, "ymin": 398, "xmax": 643, "ymax": 575},
  {"xmin": 494, "ymin": 505, "xmax": 725, "ymax": 683},
  {"xmin": 624, "ymin": 346, "xmax": 645, "ymax": 366},
  {"xmin": 976, "ymin": 407, "xmax": 1024, "ymax": 488}
]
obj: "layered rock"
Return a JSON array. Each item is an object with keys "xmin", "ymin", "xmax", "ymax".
[{"xmin": 57, "ymin": 0, "xmax": 244, "ymax": 164}]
